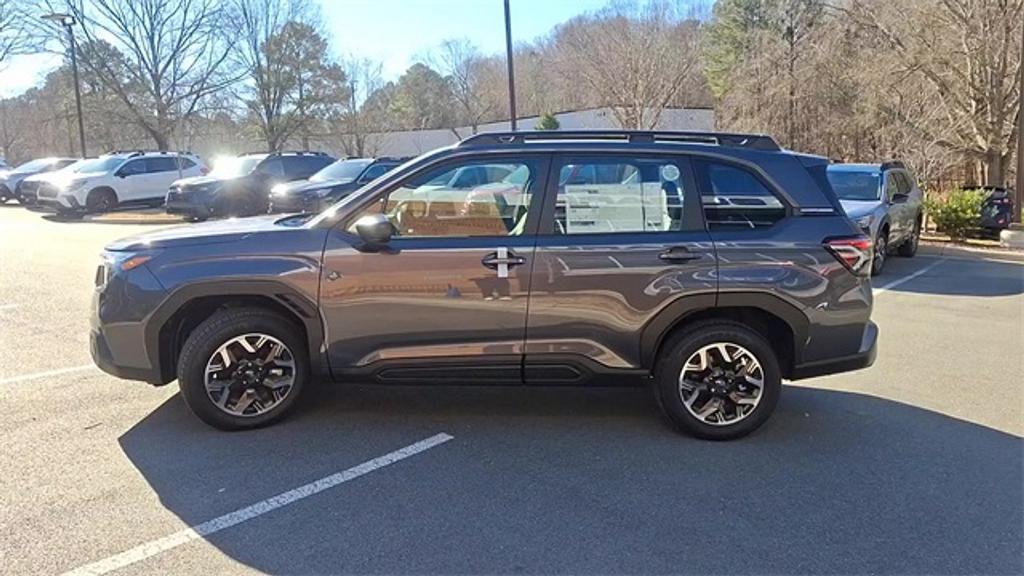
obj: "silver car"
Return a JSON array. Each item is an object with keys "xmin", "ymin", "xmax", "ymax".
[{"xmin": 827, "ymin": 161, "xmax": 923, "ymax": 275}]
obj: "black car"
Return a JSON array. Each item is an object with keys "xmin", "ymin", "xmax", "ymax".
[
  {"xmin": 268, "ymin": 157, "xmax": 409, "ymax": 214},
  {"xmin": 92, "ymin": 130, "xmax": 876, "ymax": 440},
  {"xmin": 978, "ymin": 187, "xmax": 1016, "ymax": 237},
  {"xmin": 166, "ymin": 151, "xmax": 335, "ymax": 220}
]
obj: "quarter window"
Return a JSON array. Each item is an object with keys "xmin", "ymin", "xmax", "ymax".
[
  {"xmin": 353, "ymin": 160, "xmax": 539, "ymax": 238},
  {"xmin": 697, "ymin": 161, "xmax": 785, "ymax": 230},
  {"xmin": 552, "ymin": 158, "xmax": 686, "ymax": 234}
]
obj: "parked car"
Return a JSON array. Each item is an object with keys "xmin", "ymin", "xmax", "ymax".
[
  {"xmin": 167, "ymin": 151, "xmax": 335, "ymax": 220},
  {"xmin": 268, "ymin": 157, "xmax": 408, "ymax": 214},
  {"xmin": 35, "ymin": 151, "xmax": 206, "ymax": 215},
  {"xmin": 976, "ymin": 186, "xmax": 1015, "ymax": 237},
  {"xmin": 0, "ymin": 157, "xmax": 78, "ymax": 204},
  {"xmin": 826, "ymin": 161, "xmax": 923, "ymax": 275},
  {"xmin": 91, "ymin": 130, "xmax": 877, "ymax": 440}
]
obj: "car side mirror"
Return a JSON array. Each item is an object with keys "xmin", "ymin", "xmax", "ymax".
[
  {"xmin": 354, "ymin": 213, "xmax": 394, "ymax": 246},
  {"xmin": 891, "ymin": 193, "xmax": 909, "ymax": 205},
  {"xmin": 115, "ymin": 171, "xmax": 127, "ymax": 178}
]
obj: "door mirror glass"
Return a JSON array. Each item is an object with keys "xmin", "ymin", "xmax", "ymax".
[{"xmin": 354, "ymin": 213, "xmax": 394, "ymax": 245}]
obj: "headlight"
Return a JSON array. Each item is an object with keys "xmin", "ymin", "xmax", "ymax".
[
  {"xmin": 62, "ymin": 179, "xmax": 90, "ymax": 193},
  {"xmin": 271, "ymin": 183, "xmax": 289, "ymax": 196},
  {"xmin": 853, "ymin": 215, "xmax": 874, "ymax": 229}
]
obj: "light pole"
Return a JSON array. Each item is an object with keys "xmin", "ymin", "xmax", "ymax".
[
  {"xmin": 42, "ymin": 13, "xmax": 87, "ymax": 158},
  {"xmin": 1016, "ymin": 19, "xmax": 1023, "ymax": 222},
  {"xmin": 503, "ymin": 0, "xmax": 517, "ymax": 131}
]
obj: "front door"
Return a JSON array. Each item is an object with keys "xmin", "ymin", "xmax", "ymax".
[
  {"xmin": 320, "ymin": 155, "xmax": 550, "ymax": 383},
  {"xmin": 524, "ymin": 154, "xmax": 717, "ymax": 382}
]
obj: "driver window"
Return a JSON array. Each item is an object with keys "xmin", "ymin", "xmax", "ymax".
[
  {"xmin": 118, "ymin": 160, "xmax": 146, "ymax": 176},
  {"xmin": 352, "ymin": 160, "xmax": 537, "ymax": 238}
]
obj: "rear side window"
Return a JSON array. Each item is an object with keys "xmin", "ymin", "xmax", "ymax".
[
  {"xmin": 146, "ymin": 157, "xmax": 179, "ymax": 173},
  {"xmin": 696, "ymin": 160, "xmax": 785, "ymax": 230},
  {"xmin": 118, "ymin": 159, "xmax": 147, "ymax": 176},
  {"xmin": 259, "ymin": 158, "xmax": 286, "ymax": 177},
  {"xmin": 552, "ymin": 157, "xmax": 687, "ymax": 235}
]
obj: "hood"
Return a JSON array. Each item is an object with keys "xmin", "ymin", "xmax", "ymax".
[
  {"xmin": 106, "ymin": 214, "xmax": 309, "ymax": 251},
  {"xmin": 172, "ymin": 175, "xmax": 232, "ymax": 188},
  {"xmin": 273, "ymin": 178, "xmax": 354, "ymax": 196},
  {"xmin": 839, "ymin": 199, "xmax": 883, "ymax": 219}
]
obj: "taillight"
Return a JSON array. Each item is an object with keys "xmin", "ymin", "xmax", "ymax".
[{"xmin": 824, "ymin": 236, "xmax": 872, "ymax": 276}]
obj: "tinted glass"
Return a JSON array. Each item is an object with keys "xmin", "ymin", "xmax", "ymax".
[
  {"xmin": 260, "ymin": 158, "xmax": 285, "ymax": 177},
  {"xmin": 13, "ymin": 158, "xmax": 57, "ymax": 172},
  {"xmin": 146, "ymin": 157, "xmax": 178, "ymax": 172},
  {"xmin": 353, "ymin": 160, "xmax": 538, "ymax": 238},
  {"xmin": 287, "ymin": 155, "xmax": 332, "ymax": 178},
  {"xmin": 118, "ymin": 160, "xmax": 146, "ymax": 176},
  {"xmin": 210, "ymin": 156, "xmax": 263, "ymax": 178},
  {"xmin": 895, "ymin": 172, "xmax": 912, "ymax": 195},
  {"xmin": 73, "ymin": 157, "xmax": 125, "ymax": 173},
  {"xmin": 885, "ymin": 173, "xmax": 900, "ymax": 201},
  {"xmin": 359, "ymin": 163, "xmax": 394, "ymax": 182},
  {"xmin": 552, "ymin": 158, "xmax": 685, "ymax": 234},
  {"xmin": 699, "ymin": 161, "xmax": 785, "ymax": 229},
  {"xmin": 312, "ymin": 159, "xmax": 372, "ymax": 183},
  {"xmin": 53, "ymin": 159, "xmax": 77, "ymax": 170},
  {"xmin": 827, "ymin": 170, "xmax": 882, "ymax": 201}
]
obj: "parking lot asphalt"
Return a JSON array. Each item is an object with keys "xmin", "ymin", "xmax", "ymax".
[{"xmin": 1, "ymin": 205, "xmax": 1022, "ymax": 575}]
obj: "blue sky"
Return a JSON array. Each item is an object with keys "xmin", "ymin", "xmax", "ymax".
[{"xmin": 0, "ymin": 0, "xmax": 612, "ymax": 98}]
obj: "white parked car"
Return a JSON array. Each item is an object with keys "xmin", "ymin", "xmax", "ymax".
[
  {"xmin": 35, "ymin": 151, "xmax": 206, "ymax": 215},
  {"xmin": 0, "ymin": 157, "xmax": 79, "ymax": 204}
]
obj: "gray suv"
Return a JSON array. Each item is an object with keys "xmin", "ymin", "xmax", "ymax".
[
  {"xmin": 827, "ymin": 161, "xmax": 924, "ymax": 275},
  {"xmin": 91, "ymin": 131, "xmax": 877, "ymax": 440}
]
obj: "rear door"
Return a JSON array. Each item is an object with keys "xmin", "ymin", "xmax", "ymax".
[{"xmin": 524, "ymin": 153, "xmax": 716, "ymax": 382}]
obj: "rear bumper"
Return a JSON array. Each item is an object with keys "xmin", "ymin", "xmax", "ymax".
[{"xmin": 789, "ymin": 321, "xmax": 878, "ymax": 380}]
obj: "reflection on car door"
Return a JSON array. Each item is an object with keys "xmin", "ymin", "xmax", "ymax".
[
  {"xmin": 524, "ymin": 154, "xmax": 717, "ymax": 382},
  {"xmin": 320, "ymin": 155, "xmax": 551, "ymax": 383}
]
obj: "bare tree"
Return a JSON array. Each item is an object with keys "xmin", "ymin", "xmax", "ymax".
[
  {"xmin": 334, "ymin": 57, "xmax": 385, "ymax": 157},
  {"xmin": 552, "ymin": 1, "xmax": 702, "ymax": 129},
  {"xmin": 841, "ymin": 0, "xmax": 1023, "ymax": 186},
  {"xmin": 0, "ymin": 0, "xmax": 45, "ymax": 65},
  {"xmin": 434, "ymin": 39, "xmax": 495, "ymax": 135},
  {"xmin": 68, "ymin": 0, "xmax": 237, "ymax": 150}
]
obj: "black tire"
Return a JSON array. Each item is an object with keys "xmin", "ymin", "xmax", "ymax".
[
  {"xmin": 0, "ymin": 185, "xmax": 11, "ymax": 203},
  {"xmin": 897, "ymin": 218, "xmax": 920, "ymax": 257},
  {"xmin": 653, "ymin": 321, "xmax": 781, "ymax": 440},
  {"xmin": 871, "ymin": 228, "xmax": 888, "ymax": 276},
  {"xmin": 86, "ymin": 188, "xmax": 117, "ymax": 213},
  {"xmin": 177, "ymin": 307, "xmax": 309, "ymax": 430}
]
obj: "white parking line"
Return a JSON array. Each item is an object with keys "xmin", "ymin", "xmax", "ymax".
[
  {"xmin": 0, "ymin": 303, "xmax": 19, "ymax": 311},
  {"xmin": 0, "ymin": 364, "xmax": 96, "ymax": 385},
  {"xmin": 874, "ymin": 258, "xmax": 948, "ymax": 295},
  {"xmin": 60, "ymin": 432, "xmax": 455, "ymax": 576}
]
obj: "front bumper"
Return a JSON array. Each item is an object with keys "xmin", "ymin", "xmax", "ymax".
[
  {"xmin": 789, "ymin": 321, "xmax": 878, "ymax": 380},
  {"xmin": 91, "ymin": 328, "xmax": 164, "ymax": 384}
]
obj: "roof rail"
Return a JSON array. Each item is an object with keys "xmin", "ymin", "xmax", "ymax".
[
  {"xmin": 105, "ymin": 149, "xmax": 193, "ymax": 157},
  {"xmin": 458, "ymin": 130, "xmax": 781, "ymax": 151}
]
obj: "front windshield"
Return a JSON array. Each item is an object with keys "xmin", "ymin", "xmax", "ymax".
[
  {"xmin": 13, "ymin": 158, "xmax": 56, "ymax": 172},
  {"xmin": 72, "ymin": 157, "xmax": 125, "ymax": 173},
  {"xmin": 311, "ymin": 159, "xmax": 372, "ymax": 183},
  {"xmin": 827, "ymin": 170, "xmax": 882, "ymax": 201},
  {"xmin": 210, "ymin": 156, "xmax": 263, "ymax": 178}
]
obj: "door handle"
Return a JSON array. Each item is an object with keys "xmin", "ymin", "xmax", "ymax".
[
  {"xmin": 658, "ymin": 246, "xmax": 702, "ymax": 262},
  {"xmin": 482, "ymin": 247, "xmax": 526, "ymax": 279}
]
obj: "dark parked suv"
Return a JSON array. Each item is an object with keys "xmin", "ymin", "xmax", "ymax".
[
  {"xmin": 92, "ymin": 131, "xmax": 877, "ymax": 439},
  {"xmin": 166, "ymin": 151, "xmax": 334, "ymax": 220},
  {"xmin": 269, "ymin": 157, "xmax": 409, "ymax": 214}
]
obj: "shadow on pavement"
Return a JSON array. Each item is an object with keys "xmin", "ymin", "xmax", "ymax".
[
  {"xmin": 119, "ymin": 384, "xmax": 1023, "ymax": 574},
  {"xmin": 881, "ymin": 254, "xmax": 1024, "ymax": 297}
]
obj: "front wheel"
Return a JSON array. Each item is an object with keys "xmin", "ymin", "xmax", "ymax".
[
  {"xmin": 897, "ymin": 219, "xmax": 920, "ymax": 257},
  {"xmin": 872, "ymin": 230, "xmax": 888, "ymax": 276},
  {"xmin": 0, "ymin": 185, "xmax": 11, "ymax": 203},
  {"xmin": 177, "ymin": 308, "xmax": 309, "ymax": 430},
  {"xmin": 654, "ymin": 321, "xmax": 781, "ymax": 440},
  {"xmin": 86, "ymin": 188, "xmax": 117, "ymax": 213}
]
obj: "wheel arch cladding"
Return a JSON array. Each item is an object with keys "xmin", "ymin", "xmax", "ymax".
[
  {"xmin": 642, "ymin": 292, "xmax": 808, "ymax": 378},
  {"xmin": 146, "ymin": 281, "xmax": 324, "ymax": 385}
]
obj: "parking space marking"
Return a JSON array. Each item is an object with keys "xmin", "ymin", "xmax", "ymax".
[
  {"xmin": 0, "ymin": 303, "xmax": 19, "ymax": 311},
  {"xmin": 874, "ymin": 258, "xmax": 948, "ymax": 295},
  {"xmin": 60, "ymin": 432, "xmax": 455, "ymax": 576},
  {"xmin": 0, "ymin": 365, "xmax": 96, "ymax": 385}
]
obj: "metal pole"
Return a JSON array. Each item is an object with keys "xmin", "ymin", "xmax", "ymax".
[
  {"xmin": 503, "ymin": 0, "xmax": 517, "ymax": 131},
  {"xmin": 1016, "ymin": 19, "xmax": 1023, "ymax": 222},
  {"xmin": 66, "ymin": 21, "xmax": 87, "ymax": 158}
]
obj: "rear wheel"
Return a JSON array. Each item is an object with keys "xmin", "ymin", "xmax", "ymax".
[
  {"xmin": 177, "ymin": 308, "xmax": 309, "ymax": 430},
  {"xmin": 86, "ymin": 188, "xmax": 117, "ymax": 213},
  {"xmin": 897, "ymin": 218, "xmax": 920, "ymax": 257},
  {"xmin": 654, "ymin": 321, "xmax": 781, "ymax": 440}
]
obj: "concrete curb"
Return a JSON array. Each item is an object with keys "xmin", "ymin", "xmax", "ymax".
[{"xmin": 918, "ymin": 241, "xmax": 1024, "ymax": 262}]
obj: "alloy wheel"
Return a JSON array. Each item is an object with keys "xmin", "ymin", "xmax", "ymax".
[
  {"xmin": 204, "ymin": 333, "xmax": 296, "ymax": 417},
  {"xmin": 678, "ymin": 342, "xmax": 765, "ymax": 426},
  {"xmin": 873, "ymin": 233, "xmax": 887, "ymax": 273}
]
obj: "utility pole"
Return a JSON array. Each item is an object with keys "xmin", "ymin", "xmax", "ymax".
[
  {"xmin": 42, "ymin": 13, "xmax": 87, "ymax": 158},
  {"xmin": 1016, "ymin": 19, "xmax": 1023, "ymax": 222},
  {"xmin": 503, "ymin": 0, "xmax": 518, "ymax": 131}
]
